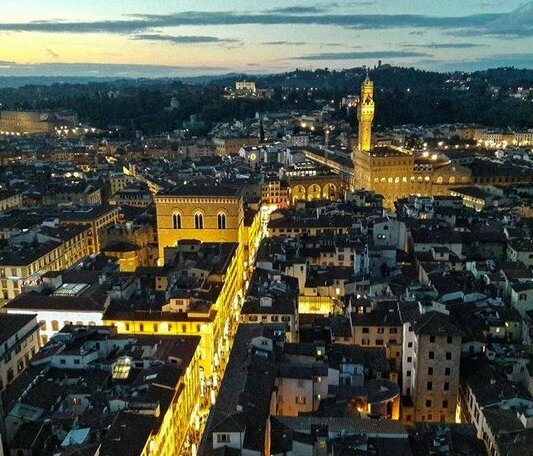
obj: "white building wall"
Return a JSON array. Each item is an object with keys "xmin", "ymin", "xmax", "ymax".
[{"xmin": 6, "ymin": 308, "xmax": 104, "ymax": 344}]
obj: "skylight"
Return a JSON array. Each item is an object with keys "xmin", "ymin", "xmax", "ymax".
[{"xmin": 112, "ymin": 356, "xmax": 132, "ymax": 380}]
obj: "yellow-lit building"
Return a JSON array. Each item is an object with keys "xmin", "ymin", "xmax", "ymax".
[
  {"xmin": 0, "ymin": 110, "xmax": 76, "ymax": 135},
  {"xmin": 287, "ymin": 173, "xmax": 346, "ymax": 205},
  {"xmin": 154, "ymin": 186, "xmax": 245, "ymax": 261},
  {"xmin": 298, "ymin": 295, "xmax": 335, "ymax": 315},
  {"xmin": 0, "ymin": 226, "xmax": 90, "ymax": 302},
  {"xmin": 352, "ymin": 75, "xmax": 472, "ymax": 209},
  {"xmin": 235, "ymin": 81, "xmax": 257, "ymax": 92},
  {"xmin": 129, "ymin": 335, "xmax": 203, "ymax": 456},
  {"xmin": 105, "ymin": 185, "xmax": 259, "ymax": 395},
  {"xmin": 357, "ymin": 75, "xmax": 375, "ymax": 153},
  {"xmin": 243, "ymin": 206, "xmax": 263, "ymax": 267},
  {"xmin": 0, "ymin": 313, "xmax": 40, "ymax": 392},
  {"xmin": 0, "ymin": 192, "xmax": 23, "ymax": 212},
  {"xmin": 60, "ymin": 205, "xmax": 121, "ymax": 254},
  {"xmin": 104, "ymin": 241, "xmax": 242, "ymax": 380},
  {"xmin": 261, "ymin": 180, "xmax": 290, "ymax": 207},
  {"xmin": 109, "ymin": 185, "xmax": 154, "ymax": 207},
  {"xmin": 212, "ymin": 136, "xmax": 260, "ymax": 156},
  {"xmin": 101, "ymin": 222, "xmax": 158, "ymax": 272},
  {"xmin": 109, "ymin": 172, "xmax": 136, "ymax": 196}
]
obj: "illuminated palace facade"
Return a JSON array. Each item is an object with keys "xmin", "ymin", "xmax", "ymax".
[
  {"xmin": 352, "ymin": 76, "xmax": 472, "ymax": 208},
  {"xmin": 105, "ymin": 186, "xmax": 255, "ymax": 382}
]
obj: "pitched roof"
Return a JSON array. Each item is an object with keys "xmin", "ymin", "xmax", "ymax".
[
  {"xmin": 412, "ymin": 311, "xmax": 465, "ymax": 338},
  {"xmin": 0, "ymin": 313, "xmax": 37, "ymax": 343}
]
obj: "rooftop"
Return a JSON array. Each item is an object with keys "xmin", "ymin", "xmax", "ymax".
[{"xmin": 157, "ymin": 185, "xmax": 242, "ymax": 198}]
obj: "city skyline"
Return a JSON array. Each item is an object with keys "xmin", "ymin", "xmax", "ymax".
[{"xmin": 1, "ymin": 0, "xmax": 532, "ymax": 78}]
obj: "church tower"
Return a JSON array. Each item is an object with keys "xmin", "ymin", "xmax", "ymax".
[{"xmin": 357, "ymin": 74, "xmax": 375, "ymax": 152}]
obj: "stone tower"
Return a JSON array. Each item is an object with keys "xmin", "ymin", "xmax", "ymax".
[{"xmin": 357, "ymin": 73, "xmax": 375, "ymax": 152}]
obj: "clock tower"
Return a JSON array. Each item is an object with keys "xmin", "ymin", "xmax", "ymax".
[{"xmin": 357, "ymin": 73, "xmax": 375, "ymax": 153}]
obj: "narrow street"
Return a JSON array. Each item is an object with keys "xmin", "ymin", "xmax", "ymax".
[{"xmin": 183, "ymin": 204, "xmax": 275, "ymax": 456}]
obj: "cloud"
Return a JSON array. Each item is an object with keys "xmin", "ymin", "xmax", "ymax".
[
  {"xmin": 262, "ymin": 41, "xmax": 308, "ymax": 46},
  {"xmin": 402, "ymin": 42, "xmax": 487, "ymax": 49},
  {"xmin": 0, "ymin": 4, "xmax": 531, "ymax": 37},
  {"xmin": 478, "ymin": 1, "xmax": 508, "ymax": 8},
  {"xmin": 122, "ymin": 10, "xmax": 510, "ymax": 33},
  {"xmin": 46, "ymin": 48, "xmax": 59, "ymax": 58},
  {"xmin": 454, "ymin": 1, "xmax": 533, "ymax": 37},
  {"xmin": 0, "ymin": 1, "xmax": 533, "ymax": 42},
  {"xmin": 0, "ymin": 61, "xmax": 230, "ymax": 78},
  {"xmin": 263, "ymin": 41, "xmax": 345, "ymax": 47},
  {"xmin": 291, "ymin": 50, "xmax": 432, "ymax": 60},
  {"xmin": 268, "ymin": 6, "xmax": 325, "ymax": 14},
  {"xmin": 131, "ymin": 34, "xmax": 239, "ymax": 44}
]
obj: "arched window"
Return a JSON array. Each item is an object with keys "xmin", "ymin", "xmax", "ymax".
[
  {"xmin": 194, "ymin": 212, "xmax": 204, "ymax": 229},
  {"xmin": 172, "ymin": 212, "xmax": 182, "ymax": 229},
  {"xmin": 449, "ymin": 176, "xmax": 456, "ymax": 184},
  {"xmin": 436, "ymin": 176, "xmax": 443, "ymax": 184},
  {"xmin": 217, "ymin": 212, "xmax": 227, "ymax": 229}
]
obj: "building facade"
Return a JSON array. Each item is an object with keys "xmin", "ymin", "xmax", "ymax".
[
  {"xmin": 352, "ymin": 76, "xmax": 472, "ymax": 208},
  {"xmin": 154, "ymin": 186, "xmax": 245, "ymax": 261},
  {"xmin": 402, "ymin": 310, "xmax": 463, "ymax": 424},
  {"xmin": 0, "ymin": 313, "xmax": 40, "ymax": 391}
]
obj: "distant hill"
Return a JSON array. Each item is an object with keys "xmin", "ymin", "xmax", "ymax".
[
  {"xmin": 0, "ymin": 76, "xmax": 121, "ymax": 88},
  {"xmin": 2, "ymin": 66, "xmax": 532, "ymax": 89},
  {"xmin": 0, "ymin": 66, "xmax": 532, "ymax": 133}
]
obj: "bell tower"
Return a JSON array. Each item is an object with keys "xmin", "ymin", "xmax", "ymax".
[{"xmin": 357, "ymin": 73, "xmax": 375, "ymax": 152}]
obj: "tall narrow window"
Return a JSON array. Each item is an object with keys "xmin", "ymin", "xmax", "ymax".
[
  {"xmin": 172, "ymin": 212, "xmax": 182, "ymax": 229},
  {"xmin": 194, "ymin": 212, "xmax": 204, "ymax": 229},
  {"xmin": 217, "ymin": 212, "xmax": 227, "ymax": 229}
]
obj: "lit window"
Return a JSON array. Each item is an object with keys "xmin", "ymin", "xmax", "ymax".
[{"xmin": 112, "ymin": 356, "xmax": 132, "ymax": 380}]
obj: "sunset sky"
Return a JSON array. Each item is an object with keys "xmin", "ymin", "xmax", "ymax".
[{"xmin": 1, "ymin": 0, "xmax": 532, "ymax": 77}]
